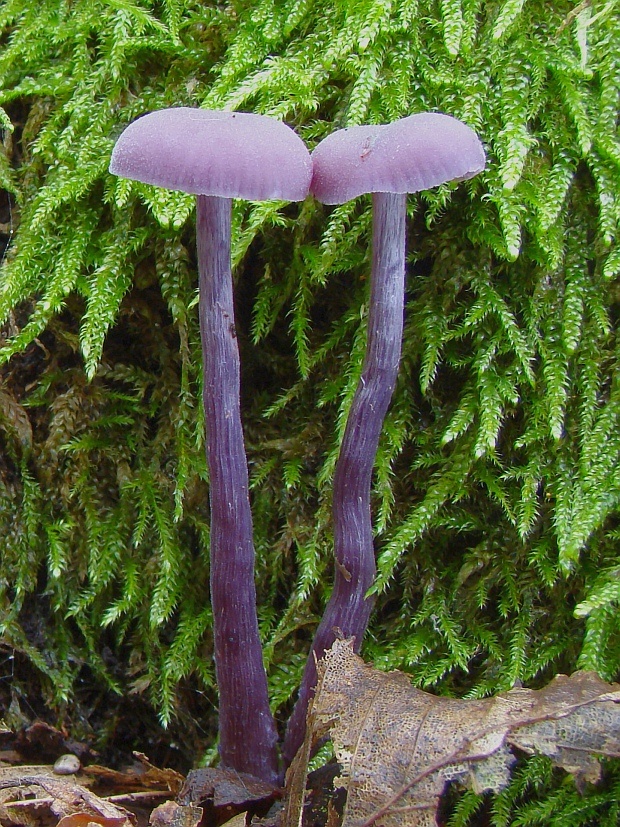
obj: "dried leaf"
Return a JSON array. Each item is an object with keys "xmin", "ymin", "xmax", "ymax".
[
  {"xmin": 180, "ymin": 768, "xmax": 279, "ymax": 811},
  {"xmin": 0, "ymin": 765, "xmax": 63, "ymax": 783},
  {"xmin": 284, "ymin": 763, "xmax": 344, "ymax": 827},
  {"xmin": 85, "ymin": 754, "xmax": 184, "ymax": 794},
  {"xmin": 12, "ymin": 720, "xmax": 93, "ymax": 765},
  {"xmin": 0, "ymin": 774, "xmax": 133, "ymax": 826},
  {"xmin": 286, "ymin": 639, "xmax": 620, "ymax": 827},
  {"xmin": 57, "ymin": 813, "xmax": 127, "ymax": 827},
  {"xmin": 149, "ymin": 800, "xmax": 203, "ymax": 827},
  {"xmin": 219, "ymin": 815, "xmax": 248, "ymax": 827},
  {"xmin": 178, "ymin": 768, "xmax": 280, "ymax": 824},
  {"xmin": 283, "ymin": 721, "xmax": 315, "ymax": 827}
]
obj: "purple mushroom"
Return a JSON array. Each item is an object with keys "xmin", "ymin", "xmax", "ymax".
[
  {"xmin": 110, "ymin": 108, "xmax": 311, "ymax": 784},
  {"xmin": 283, "ymin": 112, "xmax": 485, "ymax": 766}
]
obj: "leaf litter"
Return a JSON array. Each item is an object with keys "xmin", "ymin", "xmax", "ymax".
[
  {"xmin": 284, "ymin": 638, "xmax": 620, "ymax": 827},
  {"xmin": 2, "ymin": 645, "xmax": 620, "ymax": 827}
]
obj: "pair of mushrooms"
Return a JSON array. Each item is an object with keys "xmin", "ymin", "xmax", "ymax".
[{"xmin": 110, "ymin": 108, "xmax": 485, "ymax": 783}]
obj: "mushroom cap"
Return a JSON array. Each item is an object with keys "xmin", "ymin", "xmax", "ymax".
[
  {"xmin": 310, "ymin": 112, "xmax": 485, "ymax": 205},
  {"xmin": 109, "ymin": 108, "xmax": 312, "ymax": 201}
]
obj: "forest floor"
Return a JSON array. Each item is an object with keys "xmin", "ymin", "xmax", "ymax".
[{"xmin": 0, "ymin": 719, "xmax": 344, "ymax": 827}]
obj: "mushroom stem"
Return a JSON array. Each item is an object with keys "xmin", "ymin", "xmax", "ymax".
[
  {"xmin": 197, "ymin": 194, "xmax": 280, "ymax": 784},
  {"xmin": 283, "ymin": 192, "xmax": 407, "ymax": 766}
]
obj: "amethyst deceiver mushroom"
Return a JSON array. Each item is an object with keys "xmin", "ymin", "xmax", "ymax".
[
  {"xmin": 110, "ymin": 108, "xmax": 312, "ymax": 784},
  {"xmin": 282, "ymin": 112, "xmax": 485, "ymax": 766}
]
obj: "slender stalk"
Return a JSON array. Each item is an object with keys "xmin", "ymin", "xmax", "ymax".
[
  {"xmin": 197, "ymin": 194, "xmax": 280, "ymax": 784},
  {"xmin": 283, "ymin": 192, "xmax": 408, "ymax": 766}
]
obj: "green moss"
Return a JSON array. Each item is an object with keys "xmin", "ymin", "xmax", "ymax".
[{"xmin": 1, "ymin": 0, "xmax": 619, "ymax": 820}]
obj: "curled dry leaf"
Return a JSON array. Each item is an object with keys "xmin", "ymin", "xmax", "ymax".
[
  {"xmin": 0, "ymin": 773, "xmax": 133, "ymax": 827},
  {"xmin": 285, "ymin": 638, "xmax": 620, "ymax": 827},
  {"xmin": 177, "ymin": 767, "xmax": 280, "ymax": 825},
  {"xmin": 85, "ymin": 753, "xmax": 184, "ymax": 795}
]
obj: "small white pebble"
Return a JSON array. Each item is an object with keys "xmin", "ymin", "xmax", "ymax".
[{"xmin": 53, "ymin": 754, "xmax": 81, "ymax": 775}]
